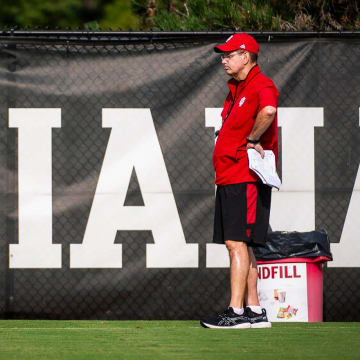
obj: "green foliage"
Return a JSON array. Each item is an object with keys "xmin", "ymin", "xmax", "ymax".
[
  {"xmin": 132, "ymin": 0, "xmax": 284, "ymax": 31},
  {"xmin": 0, "ymin": 0, "xmax": 139, "ymax": 30},
  {"xmin": 99, "ymin": 0, "xmax": 140, "ymax": 29},
  {"xmin": 272, "ymin": 0, "xmax": 360, "ymax": 30},
  {"xmin": 0, "ymin": 0, "xmax": 84, "ymax": 28},
  {"xmin": 153, "ymin": 11, "xmax": 182, "ymax": 30},
  {"xmin": 0, "ymin": 0, "xmax": 358, "ymax": 31},
  {"xmin": 238, "ymin": 0, "xmax": 281, "ymax": 30},
  {"xmin": 132, "ymin": 0, "xmax": 360, "ymax": 31}
]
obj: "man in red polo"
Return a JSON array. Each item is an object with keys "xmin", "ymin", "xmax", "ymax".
[{"xmin": 200, "ymin": 33, "xmax": 278, "ymax": 329}]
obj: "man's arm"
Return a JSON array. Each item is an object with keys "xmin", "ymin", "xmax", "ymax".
[{"xmin": 246, "ymin": 105, "xmax": 277, "ymax": 158}]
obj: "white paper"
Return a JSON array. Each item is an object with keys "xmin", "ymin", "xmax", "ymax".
[{"xmin": 247, "ymin": 149, "xmax": 281, "ymax": 190}]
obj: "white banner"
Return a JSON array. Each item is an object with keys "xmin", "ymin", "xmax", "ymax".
[{"xmin": 257, "ymin": 263, "xmax": 308, "ymax": 322}]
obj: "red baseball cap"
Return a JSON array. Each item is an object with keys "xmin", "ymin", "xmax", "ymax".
[{"xmin": 214, "ymin": 33, "xmax": 259, "ymax": 54}]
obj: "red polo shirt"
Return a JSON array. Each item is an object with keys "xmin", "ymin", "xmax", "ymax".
[{"xmin": 213, "ymin": 65, "xmax": 279, "ymax": 185}]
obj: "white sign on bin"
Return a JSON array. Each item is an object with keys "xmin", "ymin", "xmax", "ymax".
[{"xmin": 257, "ymin": 263, "xmax": 308, "ymax": 322}]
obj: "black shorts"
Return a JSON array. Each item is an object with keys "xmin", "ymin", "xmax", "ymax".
[{"xmin": 213, "ymin": 182, "xmax": 271, "ymax": 246}]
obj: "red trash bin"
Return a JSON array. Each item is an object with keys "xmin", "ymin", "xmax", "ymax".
[{"xmin": 256, "ymin": 256, "xmax": 331, "ymax": 322}]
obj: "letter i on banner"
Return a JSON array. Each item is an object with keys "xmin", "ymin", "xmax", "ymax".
[
  {"xmin": 9, "ymin": 108, "xmax": 62, "ymax": 268},
  {"xmin": 70, "ymin": 109, "xmax": 198, "ymax": 268}
]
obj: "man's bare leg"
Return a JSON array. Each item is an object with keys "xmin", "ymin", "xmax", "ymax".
[
  {"xmin": 245, "ymin": 246, "xmax": 260, "ymax": 306},
  {"xmin": 225, "ymin": 240, "xmax": 250, "ymax": 309},
  {"xmin": 245, "ymin": 246, "xmax": 271, "ymax": 327}
]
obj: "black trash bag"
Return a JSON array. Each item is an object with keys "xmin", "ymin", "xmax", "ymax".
[{"xmin": 253, "ymin": 230, "xmax": 332, "ymax": 261}]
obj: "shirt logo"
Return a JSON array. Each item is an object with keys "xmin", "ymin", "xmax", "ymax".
[
  {"xmin": 226, "ymin": 35, "xmax": 233, "ymax": 42},
  {"xmin": 239, "ymin": 97, "xmax": 246, "ymax": 107},
  {"xmin": 240, "ymin": 44, "xmax": 246, "ymax": 49}
]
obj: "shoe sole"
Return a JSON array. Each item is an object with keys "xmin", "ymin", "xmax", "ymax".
[
  {"xmin": 200, "ymin": 321, "xmax": 251, "ymax": 329},
  {"xmin": 250, "ymin": 322, "xmax": 272, "ymax": 328}
]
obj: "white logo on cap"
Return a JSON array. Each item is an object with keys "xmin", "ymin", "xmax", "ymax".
[
  {"xmin": 239, "ymin": 97, "xmax": 246, "ymax": 107},
  {"xmin": 240, "ymin": 44, "xmax": 246, "ymax": 49},
  {"xmin": 226, "ymin": 35, "xmax": 233, "ymax": 42}
]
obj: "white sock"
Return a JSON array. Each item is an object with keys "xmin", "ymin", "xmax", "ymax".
[
  {"xmin": 231, "ymin": 307, "xmax": 244, "ymax": 315},
  {"xmin": 248, "ymin": 305, "xmax": 262, "ymax": 314}
]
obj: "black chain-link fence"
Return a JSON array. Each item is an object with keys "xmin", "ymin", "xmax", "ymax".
[{"xmin": 0, "ymin": 31, "xmax": 359, "ymax": 321}]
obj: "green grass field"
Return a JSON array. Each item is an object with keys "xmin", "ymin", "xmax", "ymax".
[{"xmin": 0, "ymin": 321, "xmax": 359, "ymax": 360}]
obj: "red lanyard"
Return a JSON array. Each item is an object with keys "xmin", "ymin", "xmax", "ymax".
[
  {"xmin": 215, "ymin": 68, "xmax": 260, "ymax": 138},
  {"xmin": 215, "ymin": 84, "xmax": 238, "ymax": 138}
]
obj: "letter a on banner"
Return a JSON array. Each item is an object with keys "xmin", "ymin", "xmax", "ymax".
[
  {"xmin": 70, "ymin": 109, "xmax": 198, "ymax": 268},
  {"xmin": 9, "ymin": 108, "xmax": 62, "ymax": 268}
]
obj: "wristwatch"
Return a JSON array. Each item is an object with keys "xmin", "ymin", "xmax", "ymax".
[{"xmin": 246, "ymin": 137, "xmax": 260, "ymax": 144}]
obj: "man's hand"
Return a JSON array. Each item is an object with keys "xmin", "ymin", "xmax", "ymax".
[{"xmin": 247, "ymin": 142, "xmax": 264, "ymax": 158}]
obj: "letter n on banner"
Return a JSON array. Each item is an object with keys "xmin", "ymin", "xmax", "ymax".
[
  {"xmin": 328, "ymin": 108, "xmax": 360, "ymax": 267},
  {"xmin": 9, "ymin": 108, "xmax": 62, "ymax": 268},
  {"xmin": 70, "ymin": 109, "xmax": 198, "ymax": 268}
]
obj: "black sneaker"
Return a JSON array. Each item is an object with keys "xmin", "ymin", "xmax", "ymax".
[
  {"xmin": 200, "ymin": 307, "xmax": 251, "ymax": 329},
  {"xmin": 246, "ymin": 307, "xmax": 272, "ymax": 328}
]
